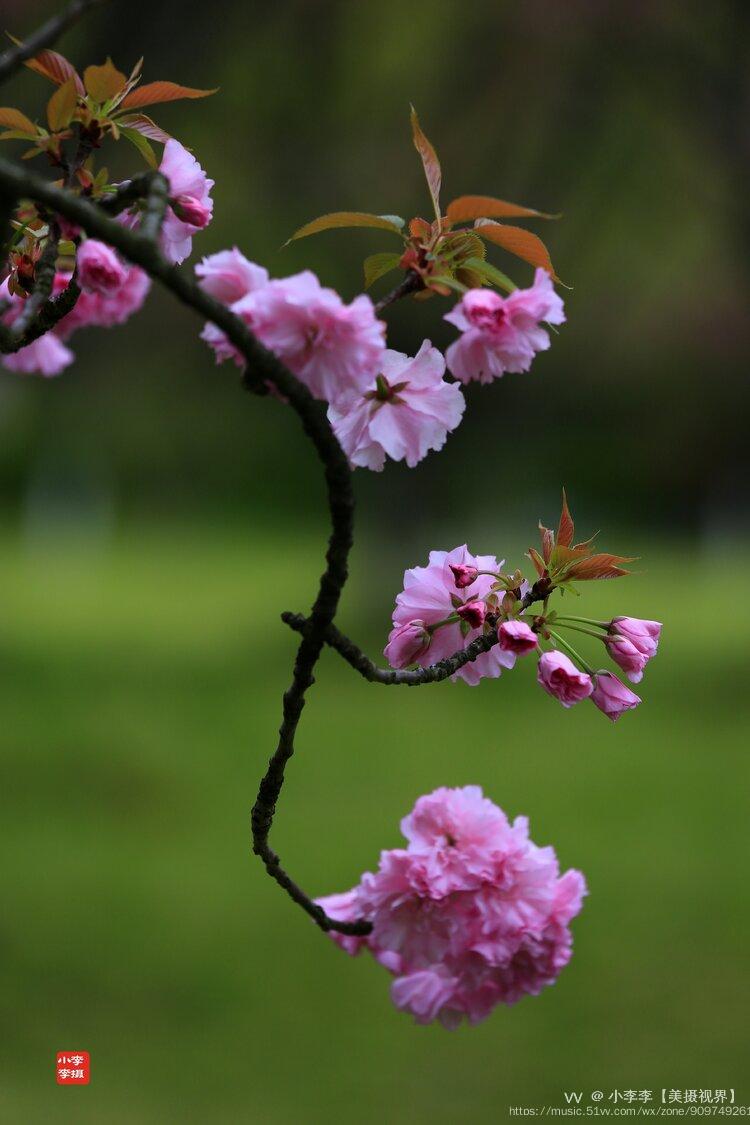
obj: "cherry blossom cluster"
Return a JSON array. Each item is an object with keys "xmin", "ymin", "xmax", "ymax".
[
  {"xmin": 384, "ymin": 496, "xmax": 661, "ymax": 720},
  {"xmin": 198, "ymin": 248, "xmax": 564, "ymax": 471},
  {"xmin": 318, "ymin": 785, "xmax": 586, "ymax": 1027},
  {"xmin": 1, "ymin": 139, "xmax": 213, "ymax": 377}
]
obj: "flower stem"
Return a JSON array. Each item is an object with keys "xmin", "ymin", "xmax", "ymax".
[
  {"xmin": 548, "ymin": 629, "xmax": 595, "ymax": 675},
  {"xmin": 556, "ymin": 621, "xmax": 606, "ymax": 641},
  {"xmin": 554, "ymin": 615, "xmax": 609, "ymax": 629}
]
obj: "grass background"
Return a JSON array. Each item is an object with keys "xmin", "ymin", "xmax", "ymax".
[{"xmin": 1, "ymin": 524, "xmax": 748, "ymax": 1122}]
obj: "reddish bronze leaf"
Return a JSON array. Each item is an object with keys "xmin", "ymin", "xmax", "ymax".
[
  {"xmin": 84, "ymin": 58, "xmax": 127, "ymax": 103},
  {"xmin": 446, "ymin": 195, "xmax": 557, "ymax": 225},
  {"xmin": 474, "ymin": 220, "xmax": 559, "ymax": 281},
  {"xmin": 557, "ymin": 488, "xmax": 574, "ymax": 547},
  {"xmin": 8, "ymin": 37, "xmax": 85, "ymax": 95},
  {"xmin": 410, "ymin": 106, "xmax": 441, "ymax": 222},
  {"xmin": 288, "ymin": 212, "xmax": 405, "ymax": 243},
  {"xmin": 566, "ymin": 553, "xmax": 635, "ymax": 581},
  {"xmin": 117, "ymin": 113, "xmax": 171, "ymax": 143},
  {"xmin": 539, "ymin": 523, "xmax": 554, "ymax": 564},
  {"xmin": 0, "ymin": 107, "xmax": 36, "ymax": 134},
  {"xmin": 527, "ymin": 547, "xmax": 547, "ymax": 577},
  {"xmin": 120, "ymin": 81, "xmax": 217, "ymax": 110},
  {"xmin": 47, "ymin": 76, "xmax": 78, "ymax": 132}
]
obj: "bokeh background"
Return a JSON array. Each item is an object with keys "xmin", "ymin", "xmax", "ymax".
[{"xmin": 1, "ymin": 1, "xmax": 749, "ymax": 1121}]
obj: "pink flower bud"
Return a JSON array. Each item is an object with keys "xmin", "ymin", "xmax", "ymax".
[
  {"xmin": 172, "ymin": 193, "xmax": 212, "ymax": 229},
  {"xmin": 498, "ymin": 619, "xmax": 538, "ymax": 655},
  {"xmin": 449, "ymin": 563, "xmax": 479, "ymax": 589},
  {"xmin": 456, "ymin": 600, "xmax": 486, "ymax": 629},
  {"xmin": 605, "ymin": 634, "xmax": 647, "ymax": 683},
  {"xmin": 384, "ymin": 620, "xmax": 431, "ymax": 669},
  {"xmin": 591, "ymin": 671, "xmax": 641, "ymax": 722},
  {"xmin": 537, "ymin": 650, "xmax": 593, "ymax": 708},
  {"xmin": 610, "ymin": 617, "xmax": 661, "ymax": 657},
  {"xmin": 76, "ymin": 239, "xmax": 128, "ymax": 296}
]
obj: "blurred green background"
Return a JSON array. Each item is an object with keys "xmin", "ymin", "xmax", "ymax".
[{"xmin": 1, "ymin": 1, "xmax": 749, "ymax": 1121}]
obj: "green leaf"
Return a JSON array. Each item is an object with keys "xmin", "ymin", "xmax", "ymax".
[
  {"xmin": 287, "ymin": 211, "xmax": 406, "ymax": 244},
  {"xmin": 410, "ymin": 106, "xmax": 441, "ymax": 223},
  {"xmin": 460, "ymin": 256, "xmax": 516, "ymax": 293},
  {"xmin": 46, "ymin": 76, "xmax": 78, "ymax": 132},
  {"xmin": 363, "ymin": 252, "xmax": 401, "ymax": 289},
  {"xmin": 119, "ymin": 126, "xmax": 157, "ymax": 168}
]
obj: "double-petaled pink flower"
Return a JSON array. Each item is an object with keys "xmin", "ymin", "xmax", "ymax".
[
  {"xmin": 605, "ymin": 617, "xmax": 662, "ymax": 683},
  {"xmin": 76, "ymin": 239, "xmax": 129, "ymax": 296},
  {"xmin": 158, "ymin": 139, "xmax": 214, "ymax": 264},
  {"xmin": 196, "ymin": 248, "xmax": 269, "ymax": 305},
  {"xmin": 0, "ymin": 278, "xmax": 74, "ymax": 377},
  {"xmin": 387, "ymin": 545, "xmax": 513, "ymax": 685},
  {"xmin": 200, "ymin": 267, "xmax": 385, "ymax": 402},
  {"xmin": 444, "ymin": 268, "xmax": 565, "ymax": 384},
  {"xmin": 327, "ymin": 341, "xmax": 465, "ymax": 470},
  {"xmin": 318, "ymin": 785, "xmax": 587, "ymax": 1027}
]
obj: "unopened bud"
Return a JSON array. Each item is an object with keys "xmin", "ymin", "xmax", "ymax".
[
  {"xmin": 172, "ymin": 194, "xmax": 211, "ymax": 228},
  {"xmin": 450, "ymin": 563, "xmax": 479, "ymax": 589},
  {"xmin": 456, "ymin": 599, "xmax": 486, "ymax": 629}
]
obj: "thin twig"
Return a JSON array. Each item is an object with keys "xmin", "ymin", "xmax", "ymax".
[
  {"xmin": 374, "ymin": 269, "xmax": 422, "ymax": 314},
  {"xmin": 0, "ymin": 0, "xmax": 107, "ymax": 87},
  {"xmin": 280, "ymin": 580, "xmax": 550, "ymax": 687}
]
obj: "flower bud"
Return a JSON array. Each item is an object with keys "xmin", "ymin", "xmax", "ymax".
[
  {"xmin": 172, "ymin": 193, "xmax": 212, "ymax": 228},
  {"xmin": 77, "ymin": 239, "xmax": 128, "ymax": 296},
  {"xmin": 498, "ymin": 619, "xmax": 538, "ymax": 655},
  {"xmin": 610, "ymin": 617, "xmax": 661, "ymax": 656},
  {"xmin": 384, "ymin": 620, "xmax": 430, "ymax": 669},
  {"xmin": 456, "ymin": 600, "xmax": 487, "ymax": 629},
  {"xmin": 537, "ymin": 651, "xmax": 593, "ymax": 708},
  {"xmin": 449, "ymin": 563, "xmax": 479, "ymax": 589},
  {"xmin": 591, "ymin": 671, "xmax": 641, "ymax": 721},
  {"xmin": 604, "ymin": 634, "xmax": 646, "ymax": 683}
]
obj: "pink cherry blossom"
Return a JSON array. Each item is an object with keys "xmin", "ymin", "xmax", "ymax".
[
  {"xmin": 317, "ymin": 786, "xmax": 586, "ymax": 1027},
  {"xmin": 537, "ymin": 650, "xmax": 593, "ymax": 707},
  {"xmin": 200, "ymin": 270, "xmax": 386, "ymax": 402},
  {"xmin": 444, "ymin": 268, "xmax": 565, "ymax": 384},
  {"xmin": 456, "ymin": 599, "xmax": 486, "ymax": 629},
  {"xmin": 383, "ymin": 620, "xmax": 431, "ymax": 668},
  {"xmin": 0, "ymin": 278, "xmax": 74, "ymax": 377},
  {"xmin": 388, "ymin": 545, "xmax": 515, "ymax": 685},
  {"xmin": 76, "ymin": 239, "xmax": 128, "ymax": 296},
  {"xmin": 1, "ymin": 330, "xmax": 74, "ymax": 377},
  {"xmin": 195, "ymin": 248, "xmax": 269, "ymax": 305},
  {"xmin": 327, "ymin": 342, "xmax": 465, "ymax": 470},
  {"xmin": 591, "ymin": 671, "xmax": 641, "ymax": 721},
  {"xmin": 606, "ymin": 616, "xmax": 661, "ymax": 683},
  {"xmin": 55, "ymin": 267, "xmax": 150, "ymax": 339},
  {"xmin": 498, "ymin": 619, "xmax": 538, "ymax": 655},
  {"xmin": 157, "ymin": 139, "xmax": 215, "ymax": 264}
]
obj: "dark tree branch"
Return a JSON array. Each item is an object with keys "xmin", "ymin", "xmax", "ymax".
[
  {"xmin": 0, "ymin": 272, "xmax": 81, "ymax": 354},
  {"xmin": 0, "ymin": 152, "xmax": 372, "ymax": 936},
  {"xmin": 374, "ymin": 269, "xmax": 422, "ymax": 314},
  {"xmin": 0, "ymin": 0, "xmax": 106, "ymax": 87}
]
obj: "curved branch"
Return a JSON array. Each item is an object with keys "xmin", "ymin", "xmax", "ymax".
[{"xmin": 0, "ymin": 154, "xmax": 372, "ymax": 936}]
